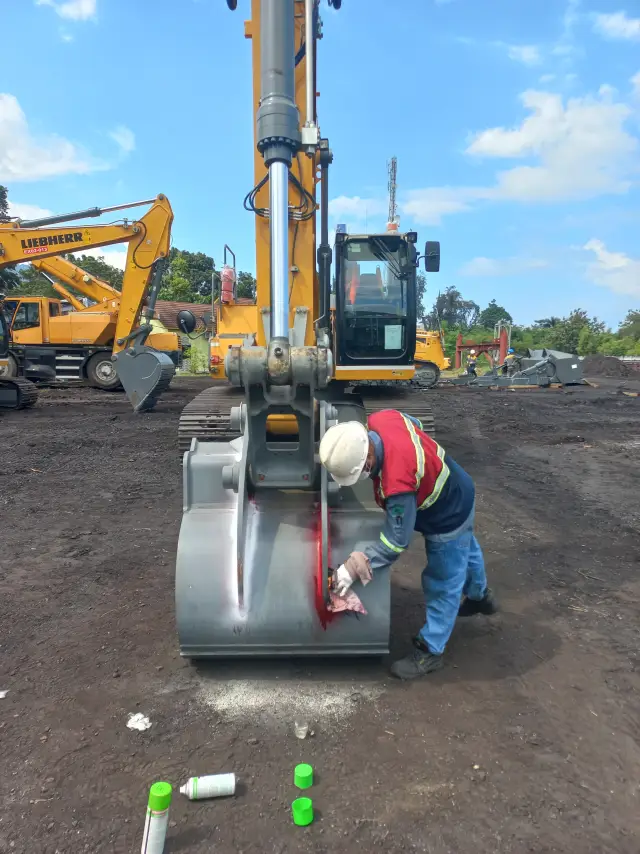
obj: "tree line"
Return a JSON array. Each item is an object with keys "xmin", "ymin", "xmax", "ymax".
[{"xmin": 422, "ymin": 286, "xmax": 640, "ymax": 358}]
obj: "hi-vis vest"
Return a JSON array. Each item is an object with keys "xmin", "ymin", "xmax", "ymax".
[{"xmin": 368, "ymin": 410, "xmax": 450, "ymax": 511}]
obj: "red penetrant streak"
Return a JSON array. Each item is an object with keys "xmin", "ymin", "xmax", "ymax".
[{"xmin": 314, "ymin": 503, "xmax": 336, "ymax": 628}]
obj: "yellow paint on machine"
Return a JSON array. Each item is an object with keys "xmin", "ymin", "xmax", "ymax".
[{"xmin": 333, "ymin": 366, "xmax": 415, "ymax": 381}]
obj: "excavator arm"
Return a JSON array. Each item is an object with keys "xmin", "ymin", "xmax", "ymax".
[
  {"xmin": 32, "ymin": 255, "xmax": 120, "ymax": 305},
  {"xmin": 0, "ymin": 195, "xmax": 176, "ymax": 411}
]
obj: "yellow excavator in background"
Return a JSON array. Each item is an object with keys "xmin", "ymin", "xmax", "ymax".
[
  {"xmin": 175, "ymin": 0, "xmax": 441, "ymax": 659},
  {"xmin": 3, "ymin": 254, "xmax": 182, "ymax": 389},
  {"xmin": 0, "ymin": 195, "xmax": 176, "ymax": 411},
  {"xmin": 415, "ymin": 328, "xmax": 451, "ymax": 384}
]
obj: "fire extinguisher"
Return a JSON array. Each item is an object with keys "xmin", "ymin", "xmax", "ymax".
[{"xmin": 220, "ymin": 264, "xmax": 236, "ymax": 304}]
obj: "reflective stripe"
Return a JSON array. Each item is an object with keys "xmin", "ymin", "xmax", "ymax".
[
  {"xmin": 400, "ymin": 414, "xmax": 425, "ymax": 489},
  {"xmin": 380, "ymin": 532, "xmax": 405, "ymax": 553},
  {"xmin": 418, "ymin": 443, "xmax": 450, "ymax": 509}
]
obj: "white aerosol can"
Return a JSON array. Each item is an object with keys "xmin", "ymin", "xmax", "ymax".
[{"xmin": 179, "ymin": 773, "xmax": 236, "ymax": 800}]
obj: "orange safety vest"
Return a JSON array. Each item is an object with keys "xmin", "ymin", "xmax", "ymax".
[{"xmin": 368, "ymin": 410, "xmax": 450, "ymax": 511}]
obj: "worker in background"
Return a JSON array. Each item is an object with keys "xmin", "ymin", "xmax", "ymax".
[
  {"xmin": 319, "ymin": 411, "xmax": 497, "ymax": 680},
  {"xmin": 466, "ymin": 349, "xmax": 478, "ymax": 378},
  {"xmin": 502, "ymin": 347, "xmax": 519, "ymax": 376}
]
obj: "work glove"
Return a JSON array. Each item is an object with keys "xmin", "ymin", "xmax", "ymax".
[{"xmin": 333, "ymin": 551, "xmax": 372, "ymax": 597}]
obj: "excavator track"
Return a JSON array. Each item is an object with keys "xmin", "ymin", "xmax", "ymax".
[
  {"xmin": 178, "ymin": 384, "xmax": 246, "ymax": 453},
  {"xmin": 357, "ymin": 388, "xmax": 435, "ymax": 436},
  {"xmin": 0, "ymin": 377, "xmax": 39, "ymax": 410},
  {"xmin": 178, "ymin": 383, "xmax": 435, "ymax": 454}
]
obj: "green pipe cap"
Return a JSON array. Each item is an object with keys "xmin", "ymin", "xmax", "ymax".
[
  {"xmin": 148, "ymin": 781, "xmax": 172, "ymax": 812},
  {"xmin": 294, "ymin": 763, "xmax": 313, "ymax": 789},
  {"xmin": 292, "ymin": 796, "xmax": 314, "ymax": 826}
]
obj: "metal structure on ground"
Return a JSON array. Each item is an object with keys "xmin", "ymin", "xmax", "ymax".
[
  {"xmin": 176, "ymin": 0, "xmax": 440, "ymax": 658},
  {"xmin": 0, "ymin": 196, "xmax": 176, "ymax": 411},
  {"xmin": 455, "ymin": 325, "xmax": 510, "ymax": 372},
  {"xmin": 450, "ymin": 350, "xmax": 584, "ymax": 388}
]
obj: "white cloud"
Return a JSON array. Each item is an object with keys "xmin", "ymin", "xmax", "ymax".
[
  {"xmin": 632, "ymin": 71, "xmax": 640, "ymax": 97},
  {"xmin": 554, "ymin": 0, "xmax": 581, "ymax": 57},
  {"xmin": 7, "ymin": 202, "xmax": 53, "ymax": 221},
  {"xmin": 109, "ymin": 125, "xmax": 135, "ymax": 155},
  {"xmin": 469, "ymin": 87, "xmax": 637, "ymax": 200},
  {"xmin": 60, "ymin": 30, "xmax": 74, "ymax": 42},
  {"xmin": 403, "ymin": 187, "xmax": 476, "ymax": 226},
  {"xmin": 404, "ymin": 75, "xmax": 640, "ymax": 224},
  {"xmin": 459, "ymin": 256, "xmax": 549, "ymax": 277},
  {"xmin": 583, "ymin": 239, "xmax": 640, "ymax": 296},
  {"xmin": 539, "ymin": 74, "xmax": 556, "ymax": 83},
  {"xmin": 70, "ymin": 247, "xmax": 127, "ymax": 271},
  {"xmin": 35, "ymin": 0, "xmax": 97, "ymax": 21},
  {"xmin": 0, "ymin": 93, "xmax": 106, "ymax": 182},
  {"xmin": 328, "ymin": 195, "xmax": 385, "ymax": 219},
  {"xmin": 592, "ymin": 11, "xmax": 640, "ymax": 41},
  {"xmin": 507, "ymin": 45, "xmax": 542, "ymax": 66}
]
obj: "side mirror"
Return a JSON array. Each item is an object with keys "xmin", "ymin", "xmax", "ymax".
[
  {"xmin": 424, "ymin": 241, "xmax": 440, "ymax": 273},
  {"xmin": 177, "ymin": 309, "xmax": 197, "ymax": 334}
]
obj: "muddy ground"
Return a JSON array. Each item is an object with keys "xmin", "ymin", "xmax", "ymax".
[{"xmin": 1, "ymin": 375, "xmax": 639, "ymax": 853}]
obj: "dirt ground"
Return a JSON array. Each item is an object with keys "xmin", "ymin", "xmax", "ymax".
[{"xmin": 1, "ymin": 375, "xmax": 639, "ymax": 853}]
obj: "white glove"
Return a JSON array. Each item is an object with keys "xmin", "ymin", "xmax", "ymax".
[{"xmin": 333, "ymin": 564, "xmax": 355, "ymax": 597}]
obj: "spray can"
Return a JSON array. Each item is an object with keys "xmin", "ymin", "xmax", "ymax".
[
  {"xmin": 179, "ymin": 773, "xmax": 236, "ymax": 800},
  {"xmin": 140, "ymin": 781, "xmax": 172, "ymax": 854}
]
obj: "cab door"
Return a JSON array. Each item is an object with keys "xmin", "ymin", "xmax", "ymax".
[{"xmin": 9, "ymin": 299, "xmax": 45, "ymax": 345}]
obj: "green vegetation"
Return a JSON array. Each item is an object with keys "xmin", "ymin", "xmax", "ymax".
[{"xmin": 426, "ymin": 287, "xmax": 640, "ymax": 358}]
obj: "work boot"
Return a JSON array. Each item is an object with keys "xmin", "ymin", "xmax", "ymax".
[
  {"xmin": 390, "ymin": 636, "xmax": 444, "ymax": 680},
  {"xmin": 458, "ymin": 587, "xmax": 498, "ymax": 617}
]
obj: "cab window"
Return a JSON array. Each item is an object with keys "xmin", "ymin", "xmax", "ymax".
[
  {"xmin": 12, "ymin": 302, "xmax": 41, "ymax": 331},
  {"xmin": 49, "ymin": 302, "xmax": 61, "ymax": 317}
]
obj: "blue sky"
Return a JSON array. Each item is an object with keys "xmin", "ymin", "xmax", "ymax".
[{"xmin": 2, "ymin": 0, "xmax": 639, "ymax": 326}]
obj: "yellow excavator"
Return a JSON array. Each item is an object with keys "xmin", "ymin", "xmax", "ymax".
[
  {"xmin": 6, "ymin": 254, "xmax": 182, "ymax": 388},
  {"xmin": 175, "ymin": 0, "xmax": 440, "ymax": 659},
  {"xmin": 415, "ymin": 329, "xmax": 451, "ymax": 384},
  {"xmin": 0, "ymin": 195, "xmax": 176, "ymax": 411}
]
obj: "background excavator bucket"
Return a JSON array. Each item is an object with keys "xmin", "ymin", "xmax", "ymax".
[{"xmin": 112, "ymin": 328, "xmax": 176, "ymax": 412}]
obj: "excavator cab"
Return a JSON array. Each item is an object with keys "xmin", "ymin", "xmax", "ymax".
[{"xmin": 335, "ymin": 231, "xmax": 419, "ymax": 368}]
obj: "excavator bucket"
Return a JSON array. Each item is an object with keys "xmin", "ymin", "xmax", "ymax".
[
  {"xmin": 112, "ymin": 335, "xmax": 176, "ymax": 413},
  {"xmin": 176, "ymin": 408, "xmax": 391, "ymax": 658}
]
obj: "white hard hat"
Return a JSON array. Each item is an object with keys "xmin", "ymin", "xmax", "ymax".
[
  {"xmin": 469, "ymin": 349, "xmax": 476, "ymax": 355},
  {"xmin": 319, "ymin": 421, "xmax": 369, "ymax": 487}
]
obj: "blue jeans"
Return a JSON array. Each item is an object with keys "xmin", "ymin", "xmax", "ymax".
[{"xmin": 418, "ymin": 508, "xmax": 487, "ymax": 655}]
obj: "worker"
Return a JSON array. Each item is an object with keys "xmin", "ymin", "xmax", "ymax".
[
  {"xmin": 502, "ymin": 347, "xmax": 519, "ymax": 376},
  {"xmin": 319, "ymin": 411, "xmax": 497, "ymax": 680},
  {"xmin": 466, "ymin": 349, "xmax": 478, "ymax": 378}
]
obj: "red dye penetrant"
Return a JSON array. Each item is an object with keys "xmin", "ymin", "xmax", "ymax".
[{"xmin": 314, "ymin": 503, "xmax": 335, "ymax": 628}]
